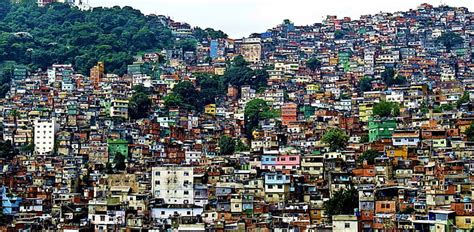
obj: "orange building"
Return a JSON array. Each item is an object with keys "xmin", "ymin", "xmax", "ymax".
[
  {"xmin": 281, "ymin": 102, "xmax": 298, "ymax": 126},
  {"xmin": 90, "ymin": 62, "xmax": 105, "ymax": 89}
]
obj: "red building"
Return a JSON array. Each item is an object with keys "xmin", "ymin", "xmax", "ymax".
[{"xmin": 281, "ymin": 103, "xmax": 298, "ymax": 126}]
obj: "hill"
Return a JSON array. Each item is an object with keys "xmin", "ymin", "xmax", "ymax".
[{"xmin": 0, "ymin": 1, "xmax": 174, "ymax": 75}]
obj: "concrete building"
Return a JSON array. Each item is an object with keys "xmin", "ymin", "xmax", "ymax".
[
  {"xmin": 152, "ymin": 166, "xmax": 194, "ymax": 204},
  {"xmin": 34, "ymin": 118, "xmax": 59, "ymax": 155}
]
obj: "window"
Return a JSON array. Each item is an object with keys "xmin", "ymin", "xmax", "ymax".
[
  {"xmin": 466, "ymin": 218, "xmax": 471, "ymax": 224},
  {"xmin": 235, "ymin": 204, "xmax": 240, "ymax": 208},
  {"xmin": 100, "ymin": 216, "xmax": 105, "ymax": 221},
  {"xmin": 278, "ymin": 185, "xmax": 283, "ymax": 189},
  {"xmin": 155, "ymin": 180, "xmax": 160, "ymax": 185},
  {"xmin": 184, "ymin": 172, "xmax": 189, "ymax": 176},
  {"xmin": 465, "ymin": 204, "xmax": 472, "ymax": 211},
  {"xmin": 155, "ymin": 171, "xmax": 160, "ymax": 176},
  {"xmin": 345, "ymin": 223, "xmax": 350, "ymax": 228},
  {"xmin": 184, "ymin": 191, "xmax": 189, "ymax": 195}
]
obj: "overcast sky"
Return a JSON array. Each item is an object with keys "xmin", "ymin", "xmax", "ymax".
[{"xmin": 87, "ymin": 0, "xmax": 474, "ymax": 38}]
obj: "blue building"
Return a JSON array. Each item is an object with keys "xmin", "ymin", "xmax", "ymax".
[
  {"xmin": 1, "ymin": 186, "xmax": 22, "ymax": 215},
  {"xmin": 210, "ymin": 40, "xmax": 219, "ymax": 59}
]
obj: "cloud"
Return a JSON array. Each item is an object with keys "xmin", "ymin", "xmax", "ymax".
[{"xmin": 88, "ymin": 0, "xmax": 474, "ymax": 38}]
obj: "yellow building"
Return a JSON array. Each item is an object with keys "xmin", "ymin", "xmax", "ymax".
[
  {"xmin": 455, "ymin": 215, "xmax": 474, "ymax": 230},
  {"xmin": 359, "ymin": 103, "xmax": 373, "ymax": 122},
  {"xmin": 306, "ymin": 84, "xmax": 320, "ymax": 94},
  {"xmin": 386, "ymin": 146, "xmax": 408, "ymax": 160},
  {"xmin": 215, "ymin": 67, "xmax": 226, "ymax": 75},
  {"xmin": 204, "ymin": 104, "xmax": 216, "ymax": 115},
  {"xmin": 432, "ymin": 139, "xmax": 447, "ymax": 148}
]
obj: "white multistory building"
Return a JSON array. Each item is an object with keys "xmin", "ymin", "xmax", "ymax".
[
  {"xmin": 34, "ymin": 118, "xmax": 59, "ymax": 155},
  {"xmin": 151, "ymin": 166, "xmax": 194, "ymax": 204}
]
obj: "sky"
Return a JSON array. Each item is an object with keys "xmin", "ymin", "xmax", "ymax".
[{"xmin": 87, "ymin": 0, "xmax": 474, "ymax": 38}]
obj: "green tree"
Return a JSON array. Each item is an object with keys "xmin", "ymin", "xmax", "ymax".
[
  {"xmin": 465, "ymin": 123, "xmax": 474, "ymax": 141},
  {"xmin": 324, "ymin": 188, "xmax": 358, "ymax": 217},
  {"xmin": 219, "ymin": 136, "xmax": 235, "ymax": 155},
  {"xmin": 0, "ymin": 2, "xmax": 175, "ymax": 76},
  {"xmin": 197, "ymin": 74, "xmax": 223, "ymax": 105},
  {"xmin": 306, "ymin": 57, "xmax": 321, "ymax": 72},
  {"xmin": 334, "ymin": 30, "xmax": 345, "ymax": 39},
  {"xmin": 357, "ymin": 150, "xmax": 381, "ymax": 165},
  {"xmin": 373, "ymin": 101, "xmax": 400, "ymax": 118},
  {"xmin": 0, "ymin": 140, "xmax": 16, "ymax": 161},
  {"xmin": 381, "ymin": 68, "xmax": 407, "ymax": 86},
  {"xmin": 163, "ymin": 93, "xmax": 183, "ymax": 109},
  {"xmin": 221, "ymin": 56, "xmax": 268, "ymax": 89},
  {"xmin": 171, "ymin": 81, "xmax": 200, "ymax": 111},
  {"xmin": 437, "ymin": 31, "xmax": 463, "ymax": 51},
  {"xmin": 176, "ymin": 38, "xmax": 197, "ymax": 52},
  {"xmin": 235, "ymin": 140, "xmax": 249, "ymax": 152},
  {"xmin": 114, "ymin": 152, "xmax": 126, "ymax": 171},
  {"xmin": 457, "ymin": 91, "xmax": 470, "ymax": 108},
  {"xmin": 321, "ymin": 128, "xmax": 349, "ymax": 152},
  {"xmin": 244, "ymin": 99, "xmax": 278, "ymax": 138},
  {"xmin": 359, "ymin": 77, "xmax": 372, "ymax": 92},
  {"xmin": 129, "ymin": 92, "xmax": 152, "ymax": 120}
]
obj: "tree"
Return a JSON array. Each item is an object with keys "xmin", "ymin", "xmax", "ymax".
[
  {"xmin": 437, "ymin": 31, "xmax": 463, "ymax": 51},
  {"xmin": 0, "ymin": 2, "xmax": 175, "ymax": 76},
  {"xmin": 231, "ymin": 55, "xmax": 248, "ymax": 67},
  {"xmin": 372, "ymin": 101, "xmax": 400, "ymax": 118},
  {"xmin": 359, "ymin": 77, "xmax": 372, "ymax": 92},
  {"xmin": 321, "ymin": 128, "xmax": 349, "ymax": 152},
  {"xmin": 171, "ymin": 81, "xmax": 200, "ymax": 111},
  {"xmin": 357, "ymin": 150, "xmax": 381, "ymax": 165},
  {"xmin": 457, "ymin": 91, "xmax": 470, "ymax": 108},
  {"xmin": 324, "ymin": 188, "xmax": 358, "ymax": 217},
  {"xmin": 197, "ymin": 74, "xmax": 223, "ymax": 105},
  {"xmin": 114, "ymin": 152, "xmax": 126, "ymax": 171},
  {"xmin": 235, "ymin": 140, "xmax": 249, "ymax": 152},
  {"xmin": 221, "ymin": 55, "xmax": 268, "ymax": 89},
  {"xmin": 176, "ymin": 38, "xmax": 197, "ymax": 52},
  {"xmin": 219, "ymin": 136, "xmax": 235, "ymax": 155},
  {"xmin": 129, "ymin": 92, "xmax": 152, "ymax": 120},
  {"xmin": 306, "ymin": 57, "xmax": 321, "ymax": 72},
  {"xmin": 334, "ymin": 30, "xmax": 345, "ymax": 40},
  {"xmin": 0, "ymin": 140, "xmax": 16, "ymax": 161},
  {"xmin": 465, "ymin": 124, "xmax": 474, "ymax": 141},
  {"xmin": 244, "ymin": 99, "xmax": 279, "ymax": 138},
  {"xmin": 381, "ymin": 68, "xmax": 407, "ymax": 86},
  {"xmin": 163, "ymin": 93, "xmax": 183, "ymax": 109}
]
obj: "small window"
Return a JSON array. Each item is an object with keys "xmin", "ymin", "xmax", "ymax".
[{"xmin": 345, "ymin": 223, "xmax": 350, "ymax": 228}]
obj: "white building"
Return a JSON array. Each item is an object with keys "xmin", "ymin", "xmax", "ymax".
[
  {"xmin": 34, "ymin": 118, "xmax": 59, "ymax": 155},
  {"xmin": 332, "ymin": 215, "xmax": 359, "ymax": 232},
  {"xmin": 151, "ymin": 166, "xmax": 194, "ymax": 204}
]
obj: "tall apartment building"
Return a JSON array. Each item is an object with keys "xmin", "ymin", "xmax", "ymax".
[
  {"xmin": 239, "ymin": 38, "xmax": 262, "ymax": 63},
  {"xmin": 90, "ymin": 62, "xmax": 105, "ymax": 89},
  {"xmin": 151, "ymin": 166, "xmax": 194, "ymax": 204},
  {"xmin": 34, "ymin": 118, "xmax": 59, "ymax": 155}
]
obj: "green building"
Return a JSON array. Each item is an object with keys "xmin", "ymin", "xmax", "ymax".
[
  {"xmin": 338, "ymin": 51, "xmax": 352, "ymax": 72},
  {"xmin": 127, "ymin": 62, "xmax": 159, "ymax": 77},
  {"xmin": 368, "ymin": 117, "xmax": 397, "ymax": 142},
  {"xmin": 107, "ymin": 139, "xmax": 129, "ymax": 161},
  {"xmin": 300, "ymin": 105, "xmax": 315, "ymax": 119},
  {"xmin": 12, "ymin": 65, "xmax": 28, "ymax": 84}
]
